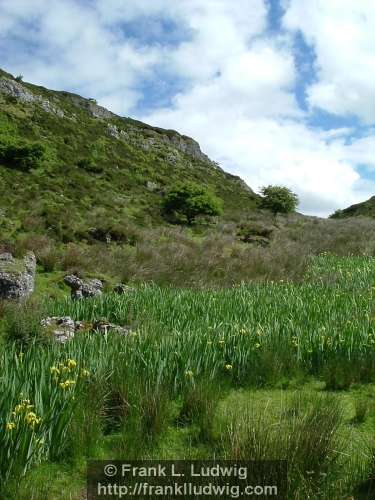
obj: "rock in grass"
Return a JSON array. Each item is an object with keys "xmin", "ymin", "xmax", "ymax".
[
  {"xmin": 64, "ymin": 275, "xmax": 103, "ymax": 299},
  {"xmin": 0, "ymin": 251, "xmax": 36, "ymax": 300},
  {"xmin": 41, "ymin": 316, "xmax": 76, "ymax": 344},
  {"xmin": 41, "ymin": 316, "xmax": 131, "ymax": 342},
  {"xmin": 93, "ymin": 319, "xmax": 131, "ymax": 336}
]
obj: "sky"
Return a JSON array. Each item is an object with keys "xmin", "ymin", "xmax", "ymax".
[{"xmin": 1, "ymin": 0, "xmax": 375, "ymax": 216}]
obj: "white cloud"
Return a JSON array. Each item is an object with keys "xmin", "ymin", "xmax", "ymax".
[
  {"xmin": 283, "ymin": 0, "xmax": 375, "ymax": 123},
  {"xmin": 0, "ymin": 0, "xmax": 163, "ymax": 114}
]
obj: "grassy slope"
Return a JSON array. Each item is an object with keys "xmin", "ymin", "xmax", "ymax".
[
  {"xmin": 0, "ymin": 68, "xmax": 259, "ymax": 244},
  {"xmin": 331, "ymin": 195, "xmax": 375, "ymax": 219}
]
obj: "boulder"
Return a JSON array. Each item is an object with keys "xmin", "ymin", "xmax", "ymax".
[
  {"xmin": 0, "ymin": 252, "xmax": 36, "ymax": 300},
  {"xmin": 64, "ymin": 275, "xmax": 103, "ymax": 299},
  {"xmin": 41, "ymin": 316, "xmax": 76, "ymax": 344},
  {"xmin": 93, "ymin": 319, "xmax": 130, "ymax": 336},
  {"xmin": 41, "ymin": 316, "xmax": 131, "ymax": 342}
]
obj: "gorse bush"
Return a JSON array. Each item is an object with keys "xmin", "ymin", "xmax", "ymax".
[{"xmin": 163, "ymin": 182, "xmax": 223, "ymax": 224}]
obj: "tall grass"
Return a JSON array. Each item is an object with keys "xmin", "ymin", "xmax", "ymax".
[
  {"xmin": 2, "ymin": 254, "xmax": 375, "ymax": 496},
  {"xmin": 220, "ymin": 392, "xmax": 367, "ymax": 499}
]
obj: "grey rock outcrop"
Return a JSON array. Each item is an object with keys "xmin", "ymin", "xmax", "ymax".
[
  {"xmin": 93, "ymin": 319, "xmax": 130, "ymax": 336},
  {"xmin": 64, "ymin": 275, "xmax": 103, "ymax": 299},
  {"xmin": 107, "ymin": 123, "xmax": 129, "ymax": 140},
  {"xmin": 0, "ymin": 77, "xmax": 64, "ymax": 117},
  {"xmin": 146, "ymin": 181, "xmax": 159, "ymax": 192},
  {"xmin": 0, "ymin": 252, "xmax": 36, "ymax": 300},
  {"xmin": 41, "ymin": 316, "xmax": 131, "ymax": 343},
  {"xmin": 87, "ymin": 101, "xmax": 115, "ymax": 119},
  {"xmin": 41, "ymin": 316, "xmax": 76, "ymax": 344}
]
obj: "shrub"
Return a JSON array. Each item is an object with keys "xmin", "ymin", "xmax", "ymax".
[
  {"xmin": 163, "ymin": 182, "xmax": 223, "ymax": 224},
  {"xmin": 77, "ymin": 158, "xmax": 103, "ymax": 174},
  {"xmin": 0, "ymin": 139, "xmax": 46, "ymax": 172},
  {"xmin": 260, "ymin": 185, "xmax": 299, "ymax": 214}
]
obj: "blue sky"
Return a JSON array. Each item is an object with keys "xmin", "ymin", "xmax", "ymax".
[{"xmin": 1, "ymin": 0, "xmax": 375, "ymax": 216}]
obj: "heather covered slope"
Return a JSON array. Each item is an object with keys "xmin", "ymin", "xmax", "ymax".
[{"xmin": 0, "ymin": 68, "xmax": 259, "ymax": 244}]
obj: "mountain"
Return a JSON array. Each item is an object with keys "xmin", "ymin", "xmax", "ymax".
[
  {"xmin": 330, "ymin": 196, "xmax": 375, "ymax": 219},
  {"xmin": 0, "ymin": 68, "xmax": 259, "ymax": 244}
]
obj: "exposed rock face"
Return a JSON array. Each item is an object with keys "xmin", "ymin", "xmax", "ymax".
[
  {"xmin": 139, "ymin": 129, "xmax": 211, "ymax": 164},
  {"xmin": 169, "ymin": 134, "xmax": 210, "ymax": 162},
  {"xmin": 0, "ymin": 78, "xmax": 36, "ymax": 103},
  {"xmin": 107, "ymin": 123, "xmax": 129, "ymax": 140},
  {"xmin": 87, "ymin": 101, "xmax": 115, "ymax": 119},
  {"xmin": 64, "ymin": 275, "xmax": 103, "ymax": 299},
  {"xmin": 0, "ymin": 77, "xmax": 64, "ymax": 117},
  {"xmin": 0, "ymin": 252, "xmax": 36, "ymax": 300}
]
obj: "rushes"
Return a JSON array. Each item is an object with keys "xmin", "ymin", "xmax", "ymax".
[{"xmin": 220, "ymin": 393, "xmax": 354, "ymax": 498}]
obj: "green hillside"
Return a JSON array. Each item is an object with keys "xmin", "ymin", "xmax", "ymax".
[
  {"xmin": 330, "ymin": 195, "xmax": 375, "ymax": 219},
  {"xmin": 0, "ymin": 68, "xmax": 259, "ymax": 244}
]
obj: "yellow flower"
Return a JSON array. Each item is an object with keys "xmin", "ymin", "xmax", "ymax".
[
  {"xmin": 225, "ymin": 364, "xmax": 233, "ymax": 371},
  {"xmin": 67, "ymin": 359, "xmax": 77, "ymax": 370},
  {"xmin": 14, "ymin": 404, "xmax": 23, "ymax": 414},
  {"xmin": 5, "ymin": 422, "xmax": 16, "ymax": 431},
  {"xmin": 81, "ymin": 369, "xmax": 90, "ymax": 378},
  {"xmin": 59, "ymin": 379, "xmax": 76, "ymax": 390},
  {"xmin": 25, "ymin": 412, "xmax": 41, "ymax": 428},
  {"xmin": 185, "ymin": 370, "xmax": 194, "ymax": 378},
  {"xmin": 50, "ymin": 366, "xmax": 60, "ymax": 375}
]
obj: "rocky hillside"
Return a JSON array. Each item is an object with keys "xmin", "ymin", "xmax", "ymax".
[
  {"xmin": 330, "ymin": 196, "xmax": 375, "ymax": 219},
  {"xmin": 0, "ymin": 68, "xmax": 259, "ymax": 244}
]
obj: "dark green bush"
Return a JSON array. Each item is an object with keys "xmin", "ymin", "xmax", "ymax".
[
  {"xmin": 0, "ymin": 139, "xmax": 46, "ymax": 171},
  {"xmin": 163, "ymin": 182, "xmax": 223, "ymax": 224},
  {"xmin": 77, "ymin": 158, "xmax": 103, "ymax": 174}
]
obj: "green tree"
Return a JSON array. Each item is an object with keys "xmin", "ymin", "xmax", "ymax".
[
  {"xmin": 163, "ymin": 182, "xmax": 223, "ymax": 224},
  {"xmin": 260, "ymin": 185, "xmax": 299, "ymax": 214}
]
